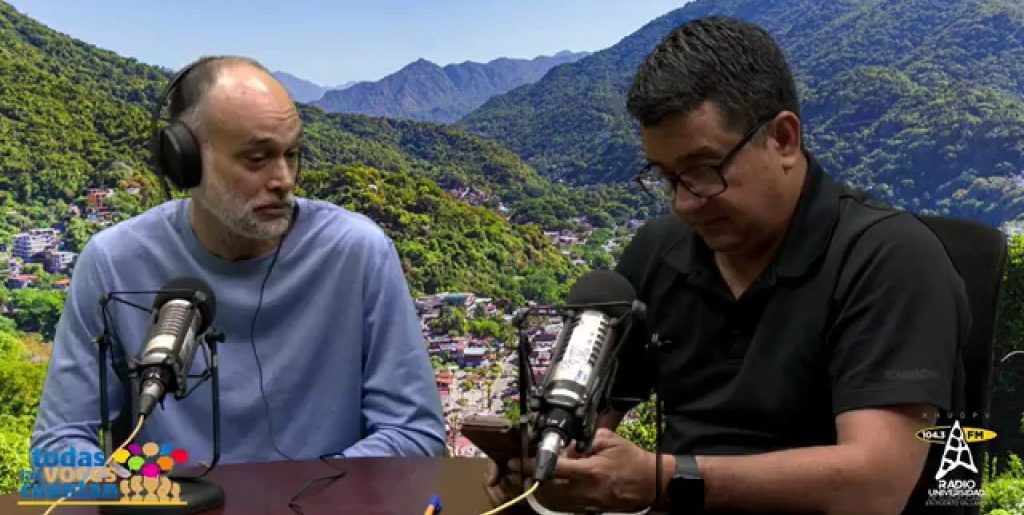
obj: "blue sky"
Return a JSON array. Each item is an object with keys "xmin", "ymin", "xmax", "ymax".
[{"xmin": 7, "ymin": 0, "xmax": 688, "ymax": 86}]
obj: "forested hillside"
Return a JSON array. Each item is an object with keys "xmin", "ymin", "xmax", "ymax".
[
  {"xmin": 460, "ymin": 0, "xmax": 1024, "ymax": 225},
  {"xmin": 0, "ymin": 0, "xmax": 609, "ymax": 302},
  {"xmin": 298, "ymin": 107, "xmax": 649, "ymax": 230},
  {"xmin": 300, "ymin": 164, "xmax": 581, "ymax": 304}
]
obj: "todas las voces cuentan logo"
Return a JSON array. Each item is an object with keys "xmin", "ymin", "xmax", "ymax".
[
  {"xmin": 17, "ymin": 441, "xmax": 190, "ymax": 507},
  {"xmin": 914, "ymin": 419, "xmax": 998, "ymax": 508}
]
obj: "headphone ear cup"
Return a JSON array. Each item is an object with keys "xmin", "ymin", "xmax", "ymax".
[{"xmin": 158, "ymin": 122, "xmax": 203, "ymax": 189}]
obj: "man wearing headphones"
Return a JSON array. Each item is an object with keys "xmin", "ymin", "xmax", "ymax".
[{"xmin": 31, "ymin": 56, "xmax": 446, "ymax": 463}]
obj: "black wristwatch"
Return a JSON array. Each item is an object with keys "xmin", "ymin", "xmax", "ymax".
[{"xmin": 666, "ymin": 454, "xmax": 705, "ymax": 514}]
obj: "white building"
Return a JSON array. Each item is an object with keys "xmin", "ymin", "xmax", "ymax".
[
  {"xmin": 13, "ymin": 229, "xmax": 59, "ymax": 259},
  {"xmin": 46, "ymin": 251, "xmax": 77, "ymax": 273}
]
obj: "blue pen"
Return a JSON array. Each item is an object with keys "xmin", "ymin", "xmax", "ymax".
[{"xmin": 423, "ymin": 494, "xmax": 442, "ymax": 515}]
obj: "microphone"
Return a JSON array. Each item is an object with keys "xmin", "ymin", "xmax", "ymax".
[
  {"xmin": 134, "ymin": 277, "xmax": 217, "ymax": 417},
  {"xmin": 531, "ymin": 269, "xmax": 637, "ymax": 482}
]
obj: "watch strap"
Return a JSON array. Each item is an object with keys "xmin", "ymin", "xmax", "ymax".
[
  {"xmin": 674, "ymin": 454, "xmax": 701, "ymax": 479},
  {"xmin": 668, "ymin": 454, "xmax": 705, "ymax": 514}
]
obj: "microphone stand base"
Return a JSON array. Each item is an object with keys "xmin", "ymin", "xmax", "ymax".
[{"xmin": 99, "ymin": 477, "xmax": 224, "ymax": 515}]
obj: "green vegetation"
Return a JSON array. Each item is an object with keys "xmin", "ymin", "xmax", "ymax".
[
  {"xmin": 301, "ymin": 164, "xmax": 582, "ymax": 304},
  {"xmin": 0, "ymin": 1, "xmax": 168, "ymax": 207},
  {"xmin": 982, "ymin": 452, "xmax": 1024, "ymax": 514},
  {"xmin": 615, "ymin": 398, "xmax": 659, "ymax": 453},
  {"xmin": 297, "ymin": 106, "xmax": 653, "ymax": 230},
  {"xmin": 0, "ymin": 317, "xmax": 47, "ymax": 495},
  {"xmin": 459, "ymin": 0, "xmax": 1024, "ymax": 225}
]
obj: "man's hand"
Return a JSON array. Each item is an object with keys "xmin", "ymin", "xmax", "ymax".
[
  {"xmin": 545, "ymin": 429, "xmax": 665, "ymax": 513},
  {"xmin": 483, "ymin": 446, "xmax": 589, "ymax": 512}
]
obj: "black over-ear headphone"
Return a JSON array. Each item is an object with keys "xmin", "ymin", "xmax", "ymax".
[{"xmin": 150, "ymin": 57, "xmax": 223, "ymax": 192}]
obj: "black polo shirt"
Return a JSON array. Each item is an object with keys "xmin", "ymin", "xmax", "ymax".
[{"xmin": 609, "ymin": 154, "xmax": 970, "ymax": 456}]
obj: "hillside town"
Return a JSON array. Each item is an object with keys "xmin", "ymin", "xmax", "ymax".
[
  {"xmin": 414, "ymin": 290, "xmax": 566, "ymax": 457},
  {"xmin": 2, "ymin": 188, "xmax": 128, "ymax": 290}
]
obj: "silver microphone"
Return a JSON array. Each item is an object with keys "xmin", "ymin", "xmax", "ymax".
[
  {"xmin": 135, "ymin": 277, "xmax": 216, "ymax": 417},
  {"xmin": 532, "ymin": 270, "xmax": 637, "ymax": 482}
]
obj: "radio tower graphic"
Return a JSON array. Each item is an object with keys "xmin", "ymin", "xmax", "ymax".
[{"xmin": 935, "ymin": 420, "xmax": 977, "ymax": 480}]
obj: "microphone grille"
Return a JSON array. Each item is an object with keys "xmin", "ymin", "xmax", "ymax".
[{"xmin": 154, "ymin": 277, "xmax": 216, "ymax": 332}]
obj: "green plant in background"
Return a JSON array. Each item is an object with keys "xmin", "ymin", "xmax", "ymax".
[
  {"xmin": 616, "ymin": 397, "xmax": 659, "ymax": 453},
  {"xmin": 0, "ymin": 319, "xmax": 46, "ymax": 495},
  {"xmin": 982, "ymin": 452, "xmax": 1024, "ymax": 515},
  {"xmin": 0, "ymin": 414, "xmax": 34, "ymax": 495}
]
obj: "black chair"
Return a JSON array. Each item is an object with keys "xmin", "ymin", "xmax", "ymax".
[{"xmin": 903, "ymin": 215, "xmax": 1008, "ymax": 514}]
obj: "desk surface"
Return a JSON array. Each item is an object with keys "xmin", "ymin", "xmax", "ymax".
[{"xmin": 1, "ymin": 457, "xmax": 529, "ymax": 515}]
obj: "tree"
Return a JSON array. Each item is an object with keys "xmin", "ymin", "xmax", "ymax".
[
  {"xmin": 438, "ymin": 306, "xmax": 468, "ymax": 336},
  {"xmin": 522, "ymin": 269, "xmax": 560, "ymax": 304},
  {"xmin": 430, "ymin": 355, "xmax": 444, "ymax": 370},
  {"xmin": 0, "ymin": 414, "xmax": 34, "ymax": 495},
  {"xmin": 9, "ymin": 288, "xmax": 65, "ymax": 341},
  {"xmin": 468, "ymin": 318, "xmax": 501, "ymax": 339},
  {"xmin": 0, "ymin": 359, "xmax": 46, "ymax": 419},
  {"xmin": 503, "ymin": 397, "xmax": 521, "ymax": 424},
  {"xmin": 65, "ymin": 217, "xmax": 103, "ymax": 254}
]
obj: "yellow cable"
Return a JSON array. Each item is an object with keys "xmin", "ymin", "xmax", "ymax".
[
  {"xmin": 479, "ymin": 481, "xmax": 541, "ymax": 515},
  {"xmin": 41, "ymin": 414, "xmax": 146, "ymax": 515}
]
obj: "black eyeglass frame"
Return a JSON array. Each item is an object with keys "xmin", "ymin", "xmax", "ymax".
[{"xmin": 633, "ymin": 112, "xmax": 780, "ymax": 201}]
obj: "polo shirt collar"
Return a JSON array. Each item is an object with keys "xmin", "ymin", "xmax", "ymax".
[{"xmin": 661, "ymin": 151, "xmax": 841, "ymax": 281}]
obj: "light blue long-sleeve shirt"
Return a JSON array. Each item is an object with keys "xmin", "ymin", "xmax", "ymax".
[{"xmin": 31, "ymin": 197, "xmax": 445, "ymax": 464}]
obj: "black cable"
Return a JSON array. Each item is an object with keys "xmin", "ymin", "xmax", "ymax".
[
  {"xmin": 286, "ymin": 453, "xmax": 348, "ymax": 515},
  {"xmin": 652, "ymin": 333, "xmax": 665, "ymax": 509},
  {"xmin": 248, "ymin": 225, "xmax": 296, "ymax": 462}
]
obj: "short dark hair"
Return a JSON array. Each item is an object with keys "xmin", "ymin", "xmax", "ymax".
[
  {"xmin": 626, "ymin": 16, "xmax": 800, "ymax": 133},
  {"xmin": 170, "ymin": 55, "xmax": 271, "ymax": 137}
]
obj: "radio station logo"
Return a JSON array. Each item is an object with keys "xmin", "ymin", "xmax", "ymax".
[
  {"xmin": 18, "ymin": 441, "xmax": 189, "ymax": 507},
  {"xmin": 914, "ymin": 419, "xmax": 998, "ymax": 507}
]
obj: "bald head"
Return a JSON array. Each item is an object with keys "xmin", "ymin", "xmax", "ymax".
[{"xmin": 171, "ymin": 56, "xmax": 296, "ymax": 141}]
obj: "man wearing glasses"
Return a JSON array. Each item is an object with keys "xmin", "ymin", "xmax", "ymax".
[{"xmin": 487, "ymin": 15, "xmax": 968, "ymax": 515}]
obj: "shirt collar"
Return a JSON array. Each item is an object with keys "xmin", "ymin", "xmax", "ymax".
[{"xmin": 661, "ymin": 152, "xmax": 842, "ymax": 281}]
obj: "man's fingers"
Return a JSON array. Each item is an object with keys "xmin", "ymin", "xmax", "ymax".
[
  {"xmin": 551, "ymin": 453, "xmax": 594, "ymax": 481},
  {"xmin": 586, "ymin": 428, "xmax": 622, "ymax": 453}
]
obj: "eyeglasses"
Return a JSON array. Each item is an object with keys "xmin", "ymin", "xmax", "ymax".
[{"xmin": 633, "ymin": 113, "xmax": 778, "ymax": 202}]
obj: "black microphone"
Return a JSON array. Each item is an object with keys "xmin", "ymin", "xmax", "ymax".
[
  {"xmin": 532, "ymin": 269, "xmax": 637, "ymax": 482},
  {"xmin": 135, "ymin": 277, "xmax": 217, "ymax": 417}
]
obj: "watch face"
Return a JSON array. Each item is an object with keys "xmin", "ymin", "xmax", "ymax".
[{"xmin": 669, "ymin": 476, "xmax": 705, "ymax": 514}]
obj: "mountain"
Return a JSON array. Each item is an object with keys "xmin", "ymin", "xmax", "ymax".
[
  {"xmin": 313, "ymin": 51, "xmax": 590, "ymax": 123},
  {"xmin": 272, "ymin": 71, "xmax": 357, "ymax": 103},
  {"xmin": 0, "ymin": 0, "xmax": 589, "ymax": 303},
  {"xmin": 459, "ymin": 0, "xmax": 1024, "ymax": 225}
]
